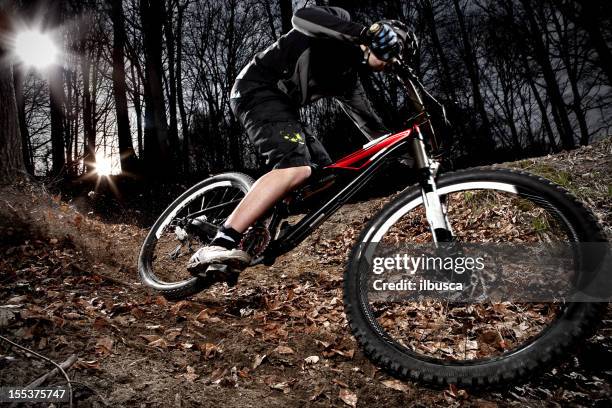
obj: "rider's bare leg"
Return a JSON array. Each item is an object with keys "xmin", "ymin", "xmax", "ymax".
[
  {"xmin": 188, "ymin": 165, "xmax": 312, "ymax": 274},
  {"xmin": 225, "ymin": 165, "xmax": 312, "ymax": 233}
]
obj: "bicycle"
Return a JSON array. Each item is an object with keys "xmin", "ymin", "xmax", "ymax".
[{"xmin": 138, "ymin": 59, "xmax": 609, "ymax": 386}]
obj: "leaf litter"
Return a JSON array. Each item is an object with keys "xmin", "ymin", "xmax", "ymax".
[{"xmin": 0, "ymin": 140, "xmax": 611, "ymax": 406}]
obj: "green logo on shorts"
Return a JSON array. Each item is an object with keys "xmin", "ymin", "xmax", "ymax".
[{"xmin": 282, "ymin": 131, "xmax": 305, "ymax": 145}]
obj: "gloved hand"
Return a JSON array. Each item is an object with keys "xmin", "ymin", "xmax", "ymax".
[{"xmin": 365, "ymin": 22, "xmax": 400, "ymax": 61}]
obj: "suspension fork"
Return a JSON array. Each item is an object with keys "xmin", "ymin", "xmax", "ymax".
[{"xmin": 410, "ymin": 128, "xmax": 454, "ymax": 243}]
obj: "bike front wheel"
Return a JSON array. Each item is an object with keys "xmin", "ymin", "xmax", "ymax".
[{"xmin": 344, "ymin": 167, "xmax": 608, "ymax": 386}]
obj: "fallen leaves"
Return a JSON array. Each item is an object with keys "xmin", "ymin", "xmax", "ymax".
[
  {"xmin": 95, "ymin": 336, "xmax": 113, "ymax": 357},
  {"xmin": 169, "ymin": 300, "xmax": 189, "ymax": 315},
  {"xmin": 269, "ymin": 381, "xmax": 290, "ymax": 393},
  {"xmin": 338, "ymin": 388, "xmax": 358, "ymax": 407},
  {"xmin": 252, "ymin": 354, "xmax": 267, "ymax": 370},
  {"xmin": 73, "ymin": 359, "xmax": 100, "ymax": 370},
  {"xmin": 182, "ymin": 366, "xmax": 198, "ymax": 383},
  {"xmin": 315, "ymin": 224, "xmax": 361, "ymax": 265},
  {"xmin": 309, "ymin": 387, "xmax": 326, "ymax": 401},
  {"xmin": 316, "ymin": 338, "xmax": 355, "ymax": 359},
  {"xmin": 0, "ymin": 145, "xmax": 609, "ymax": 408},
  {"xmin": 262, "ymin": 374, "xmax": 295, "ymax": 394},
  {"xmin": 304, "ymin": 355, "xmax": 320, "ymax": 364},
  {"xmin": 139, "ymin": 334, "xmax": 160, "ymax": 343},
  {"xmin": 148, "ymin": 338, "xmax": 169, "ymax": 349},
  {"xmin": 332, "ymin": 378, "xmax": 350, "ymax": 388},
  {"xmin": 381, "ymin": 379, "xmax": 411, "ymax": 393},
  {"xmin": 273, "ymin": 345, "xmax": 294, "ymax": 355},
  {"xmin": 0, "ymin": 309, "xmax": 15, "ymax": 328},
  {"xmin": 445, "ymin": 384, "xmax": 469, "ymax": 400},
  {"xmin": 93, "ymin": 316, "xmax": 110, "ymax": 330},
  {"xmin": 211, "ymin": 366, "xmax": 239, "ymax": 388},
  {"xmin": 165, "ymin": 328, "xmax": 182, "ymax": 341},
  {"xmin": 195, "ymin": 308, "xmax": 221, "ymax": 323},
  {"xmin": 241, "ymin": 327, "xmax": 256, "ymax": 337},
  {"xmin": 154, "ymin": 296, "xmax": 168, "ymax": 306},
  {"xmin": 199, "ymin": 342, "xmax": 222, "ymax": 359}
]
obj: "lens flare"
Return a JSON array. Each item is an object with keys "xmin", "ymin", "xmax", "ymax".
[
  {"xmin": 14, "ymin": 30, "xmax": 59, "ymax": 69},
  {"xmin": 94, "ymin": 155, "xmax": 113, "ymax": 177}
]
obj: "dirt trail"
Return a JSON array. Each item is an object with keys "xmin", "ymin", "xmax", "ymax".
[{"xmin": 1, "ymin": 138, "xmax": 611, "ymax": 407}]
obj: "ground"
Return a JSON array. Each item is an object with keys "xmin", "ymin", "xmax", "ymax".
[{"xmin": 0, "ymin": 138, "xmax": 611, "ymax": 407}]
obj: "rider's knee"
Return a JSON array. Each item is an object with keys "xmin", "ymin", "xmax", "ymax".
[
  {"xmin": 293, "ymin": 165, "xmax": 312, "ymax": 181},
  {"xmin": 272, "ymin": 165, "xmax": 311, "ymax": 189},
  {"xmin": 287, "ymin": 165, "xmax": 312, "ymax": 185}
]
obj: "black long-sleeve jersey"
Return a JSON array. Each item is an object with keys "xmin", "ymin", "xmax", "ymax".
[{"xmin": 231, "ymin": 6, "xmax": 388, "ymax": 140}]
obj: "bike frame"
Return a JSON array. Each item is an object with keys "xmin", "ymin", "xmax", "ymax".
[
  {"xmin": 256, "ymin": 117, "xmax": 452, "ymax": 266},
  {"xmin": 249, "ymin": 60, "xmax": 454, "ymax": 266}
]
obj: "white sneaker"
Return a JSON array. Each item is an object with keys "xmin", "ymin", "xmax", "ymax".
[{"xmin": 187, "ymin": 245, "xmax": 251, "ymax": 275}]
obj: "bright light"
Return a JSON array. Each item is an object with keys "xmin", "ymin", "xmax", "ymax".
[
  {"xmin": 94, "ymin": 155, "xmax": 113, "ymax": 177},
  {"xmin": 14, "ymin": 30, "xmax": 59, "ymax": 69}
]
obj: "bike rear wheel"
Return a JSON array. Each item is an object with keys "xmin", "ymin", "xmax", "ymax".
[
  {"xmin": 344, "ymin": 167, "xmax": 608, "ymax": 386},
  {"xmin": 138, "ymin": 172, "xmax": 254, "ymax": 299}
]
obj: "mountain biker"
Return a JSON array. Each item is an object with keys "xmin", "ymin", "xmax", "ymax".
[{"xmin": 188, "ymin": 6, "xmax": 416, "ymax": 276}]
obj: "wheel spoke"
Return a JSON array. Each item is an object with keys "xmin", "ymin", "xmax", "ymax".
[
  {"xmin": 139, "ymin": 177, "xmax": 252, "ymax": 291},
  {"xmin": 362, "ymin": 184, "xmax": 577, "ymax": 362}
]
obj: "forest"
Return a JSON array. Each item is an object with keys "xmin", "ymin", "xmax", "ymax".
[
  {"xmin": 0, "ymin": 0, "xmax": 610, "ymax": 184},
  {"xmin": 0, "ymin": 1, "xmax": 611, "ymax": 406}
]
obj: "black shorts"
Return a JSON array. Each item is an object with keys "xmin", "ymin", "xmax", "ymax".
[{"xmin": 230, "ymin": 86, "xmax": 332, "ymax": 170}]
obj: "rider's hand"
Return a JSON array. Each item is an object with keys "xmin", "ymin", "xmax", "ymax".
[
  {"xmin": 361, "ymin": 45, "xmax": 388, "ymax": 71},
  {"xmin": 365, "ymin": 22, "xmax": 400, "ymax": 61}
]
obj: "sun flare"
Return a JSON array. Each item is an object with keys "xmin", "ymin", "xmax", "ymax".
[
  {"xmin": 94, "ymin": 155, "xmax": 113, "ymax": 177},
  {"xmin": 13, "ymin": 30, "xmax": 59, "ymax": 70}
]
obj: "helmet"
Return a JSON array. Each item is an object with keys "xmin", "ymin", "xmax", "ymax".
[{"xmin": 371, "ymin": 19, "xmax": 419, "ymax": 62}]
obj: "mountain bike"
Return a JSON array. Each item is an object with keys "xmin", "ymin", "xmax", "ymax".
[{"xmin": 138, "ymin": 60, "xmax": 609, "ymax": 386}]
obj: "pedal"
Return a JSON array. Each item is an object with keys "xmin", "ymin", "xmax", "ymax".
[
  {"xmin": 198, "ymin": 263, "xmax": 241, "ymax": 287},
  {"xmin": 225, "ymin": 270, "xmax": 240, "ymax": 287}
]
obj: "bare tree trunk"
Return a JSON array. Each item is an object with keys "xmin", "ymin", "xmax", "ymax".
[
  {"xmin": 49, "ymin": 66, "xmax": 65, "ymax": 177},
  {"xmin": 421, "ymin": 0, "xmax": 457, "ymax": 102},
  {"xmin": 260, "ymin": 0, "xmax": 278, "ymax": 40},
  {"xmin": 110, "ymin": 0, "xmax": 139, "ymax": 173},
  {"xmin": 279, "ymin": 0, "xmax": 292, "ymax": 34},
  {"xmin": 176, "ymin": 2, "xmax": 190, "ymax": 173},
  {"xmin": 81, "ymin": 45, "xmax": 95, "ymax": 173},
  {"xmin": 140, "ymin": 0, "xmax": 171, "ymax": 176},
  {"xmin": 0, "ymin": 23, "xmax": 26, "ymax": 182},
  {"xmin": 164, "ymin": 0, "xmax": 180, "ymax": 159},
  {"xmin": 516, "ymin": 85, "xmax": 536, "ymax": 148},
  {"xmin": 130, "ymin": 61, "xmax": 144, "ymax": 159},
  {"xmin": 226, "ymin": 0, "xmax": 243, "ymax": 171},
  {"xmin": 64, "ymin": 69, "xmax": 74, "ymax": 176},
  {"xmin": 521, "ymin": 0, "xmax": 575, "ymax": 149},
  {"xmin": 518, "ymin": 40, "xmax": 557, "ymax": 150},
  {"xmin": 559, "ymin": 0, "xmax": 612, "ymax": 86},
  {"xmin": 580, "ymin": 18, "xmax": 612, "ymax": 86},
  {"xmin": 452, "ymin": 0, "xmax": 493, "ymax": 149},
  {"xmin": 13, "ymin": 68, "xmax": 33, "ymax": 174},
  {"xmin": 46, "ymin": 0, "xmax": 65, "ymax": 177},
  {"xmin": 73, "ymin": 89, "xmax": 79, "ymax": 171},
  {"xmin": 551, "ymin": 10, "xmax": 590, "ymax": 146}
]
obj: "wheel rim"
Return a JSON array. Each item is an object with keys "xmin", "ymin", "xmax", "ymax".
[
  {"xmin": 144, "ymin": 181, "xmax": 248, "ymax": 287},
  {"xmin": 355, "ymin": 180, "xmax": 580, "ymax": 364}
]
